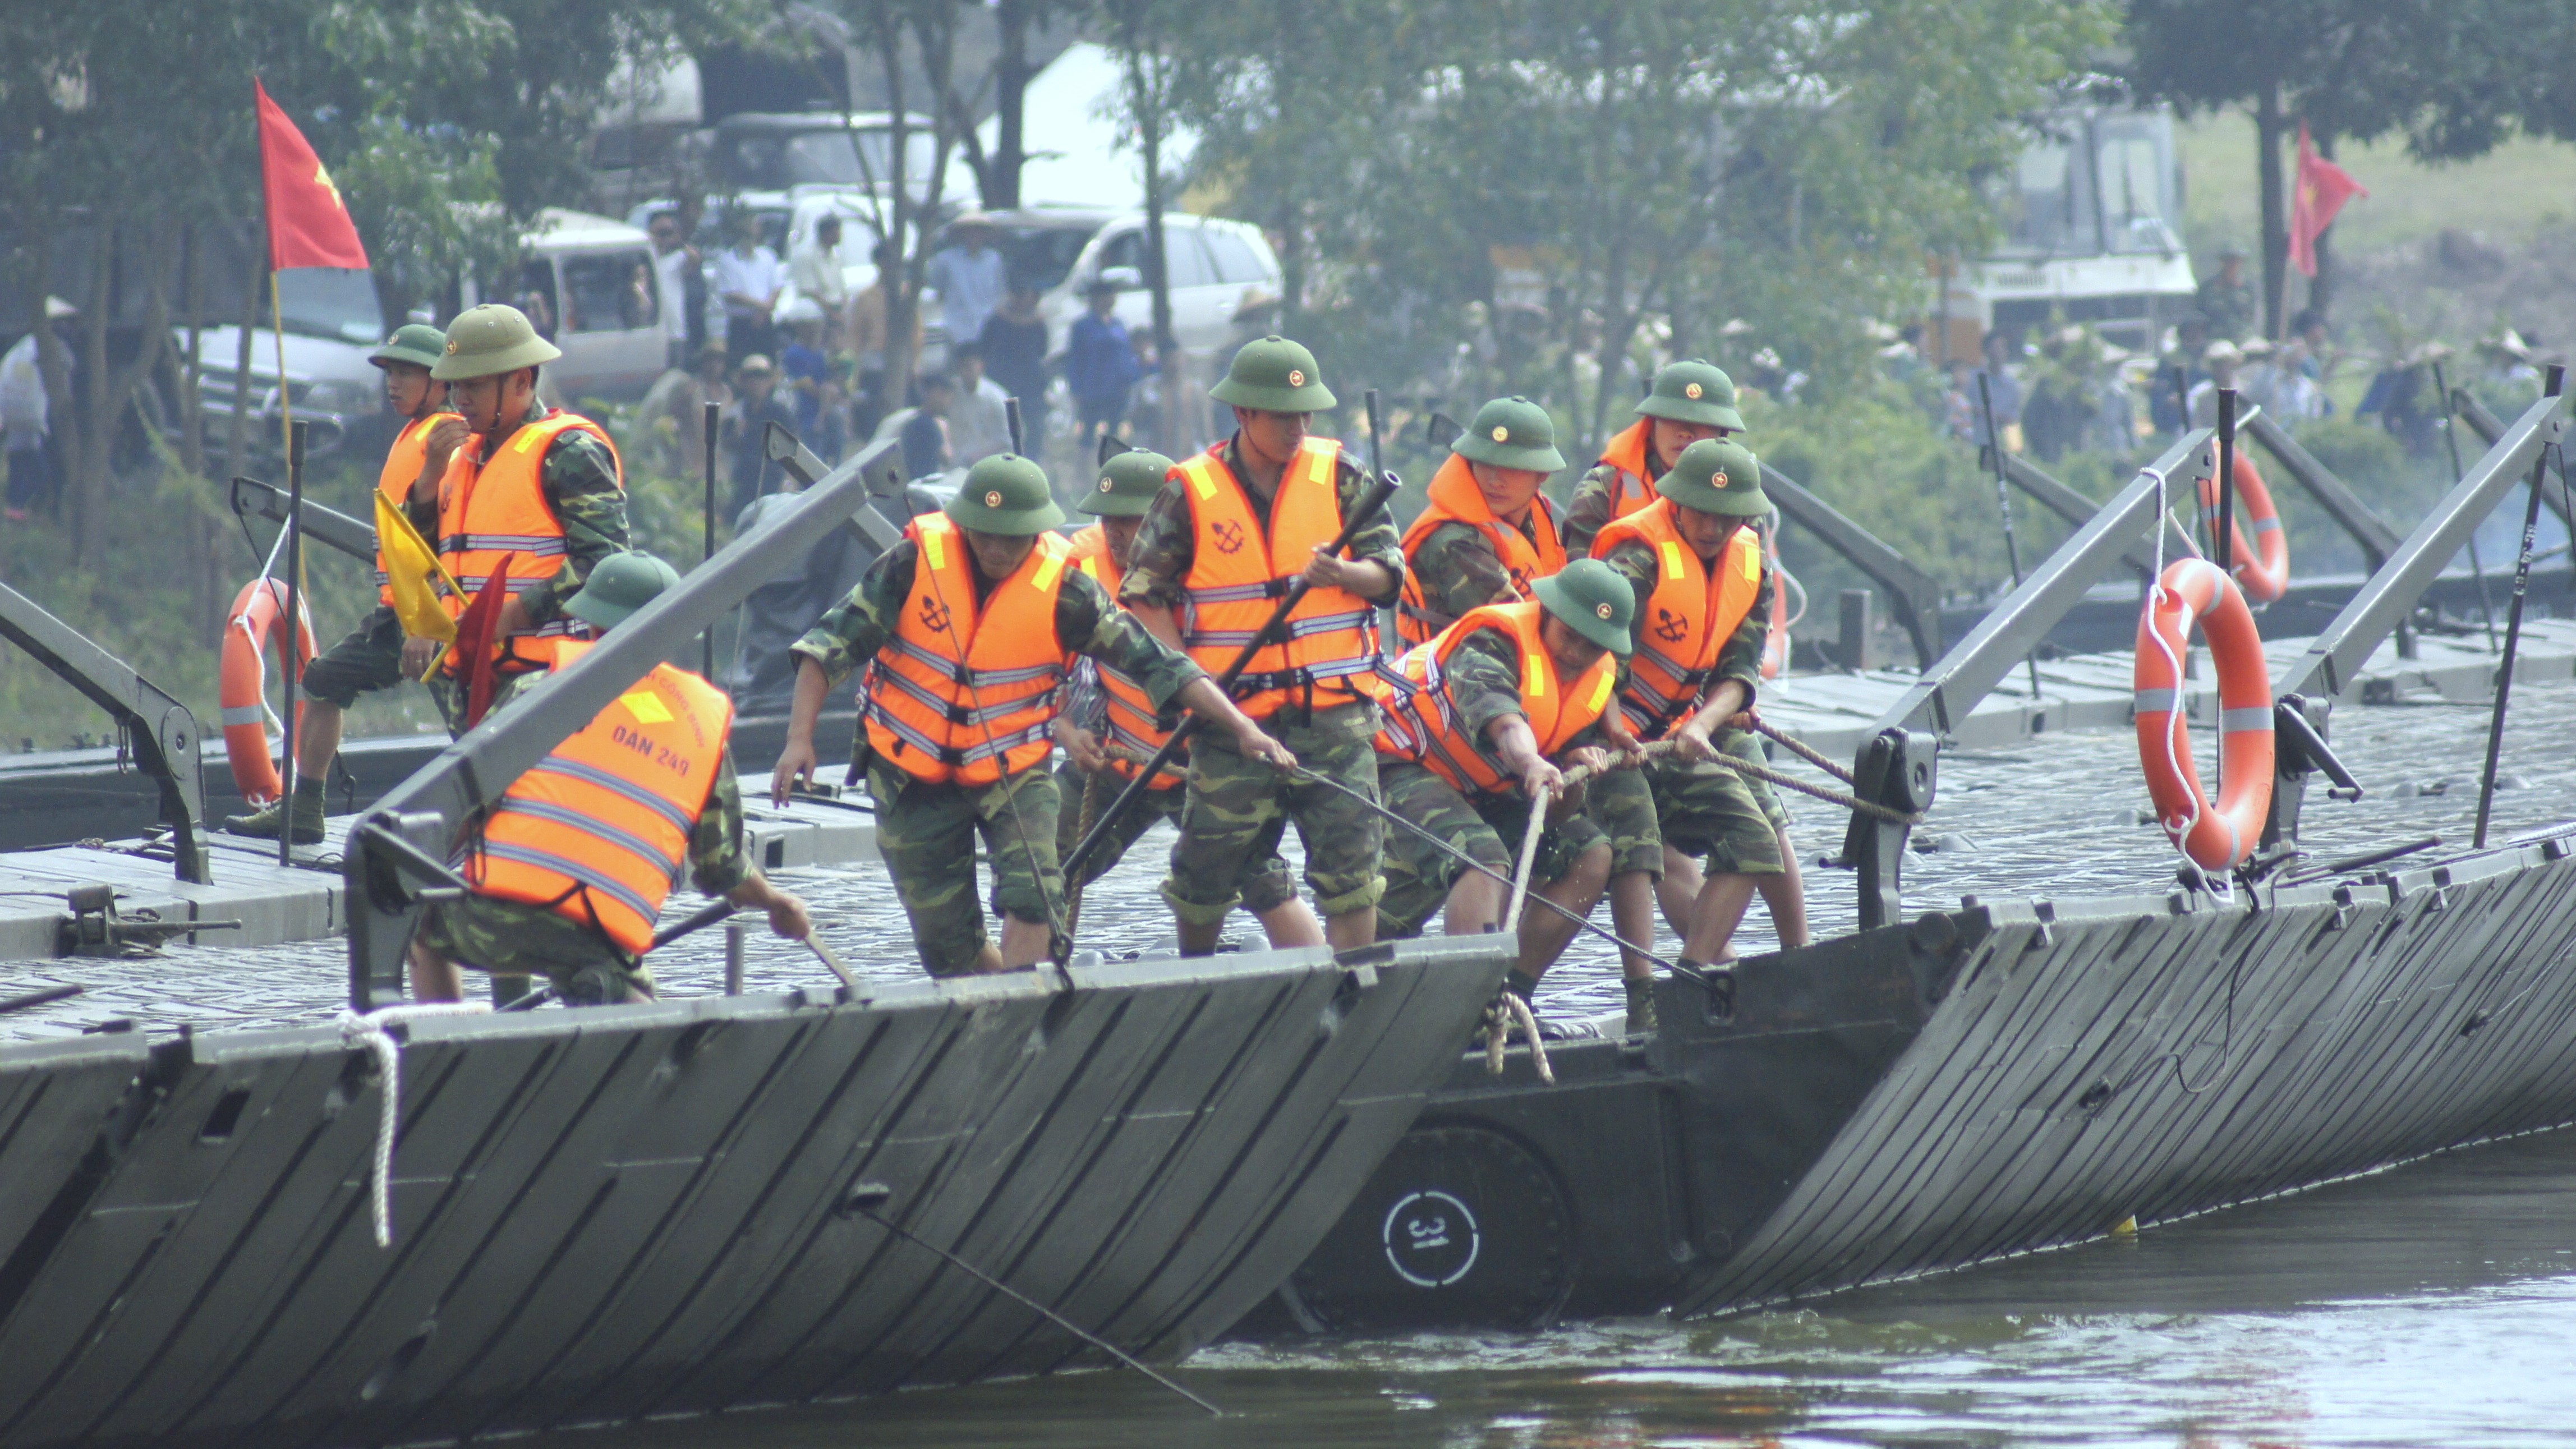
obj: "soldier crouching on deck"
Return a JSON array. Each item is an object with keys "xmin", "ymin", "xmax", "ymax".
[
  {"xmin": 409, "ymin": 553, "xmax": 811, "ymax": 1005},
  {"xmin": 1116, "ymin": 336, "xmax": 1406, "ymax": 955},
  {"xmin": 771, "ymin": 454, "xmax": 1294, "ymax": 976}
]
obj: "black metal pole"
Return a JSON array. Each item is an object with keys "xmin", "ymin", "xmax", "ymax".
[
  {"xmin": 2215, "ymin": 388, "xmax": 2237, "ymax": 574},
  {"xmin": 1060, "ymin": 390, "xmax": 1397, "ymax": 887},
  {"xmin": 2434, "ymin": 362, "xmax": 2500, "ymax": 651},
  {"xmin": 701, "ymin": 399, "xmax": 718, "ymax": 680},
  {"xmin": 1975, "ymin": 373, "xmax": 2044, "ymax": 702},
  {"xmin": 1005, "ymin": 395, "xmax": 1025, "ymax": 457},
  {"xmin": 2473, "ymin": 365, "xmax": 2566, "ymax": 848},
  {"xmin": 280, "ymin": 418, "xmax": 306, "ymax": 866}
]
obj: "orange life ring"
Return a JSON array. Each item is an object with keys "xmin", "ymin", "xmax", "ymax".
[
  {"xmin": 2196, "ymin": 451, "xmax": 2289, "ymax": 604},
  {"xmin": 220, "ymin": 577, "xmax": 318, "ymax": 805},
  {"xmin": 2133, "ymin": 558, "xmax": 2274, "ymax": 871}
]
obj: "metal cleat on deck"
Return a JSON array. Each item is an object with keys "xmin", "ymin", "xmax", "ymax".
[{"xmin": 56, "ymin": 884, "xmax": 239, "ymax": 958}]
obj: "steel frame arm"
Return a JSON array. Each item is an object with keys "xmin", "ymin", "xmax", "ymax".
[
  {"xmin": 0, "ymin": 582, "xmax": 211, "ymax": 882},
  {"xmin": 1760, "ymin": 464, "xmax": 1944, "ymax": 669},
  {"xmin": 343, "ymin": 438, "xmax": 903, "ymax": 1007},
  {"xmin": 2276, "ymin": 392, "xmax": 2568, "ymax": 702},
  {"xmin": 2451, "ymin": 393, "xmax": 2574, "ymax": 534},
  {"xmin": 2236, "ymin": 410, "xmax": 2403, "ymax": 568},
  {"xmin": 228, "ymin": 476, "xmax": 377, "ymax": 564},
  {"xmin": 1991, "ymin": 448, "xmax": 2160, "ymax": 581},
  {"xmin": 1873, "ymin": 429, "xmax": 2215, "ymax": 739},
  {"xmin": 766, "ymin": 423, "xmax": 912, "ymax": 554}
]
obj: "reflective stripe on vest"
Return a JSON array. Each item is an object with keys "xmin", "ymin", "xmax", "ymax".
[
  {"xmin": 1595, "ymin": 419, "xmax": 1659, "ymax": 522},
  {"xmin": 1071, "ymin": 525, "xmax": 1180, "ymax": 789},
  {"xmin": 1373, "ymin": 601, "xmax": 1618, "ymax": 795},
  {"xmin": 466, "ymin": 641, "xmax": 732, "ymax": 955},
  {"xmin": 1394, "ymin": 453, "xmax": 1567, "ymax": 647},
  {"xmin": 863, "ymin": 513, "xmax": 1070, "ymax": 785},
  {"xmin": 1176, "ymin": 438, "xmax": 1378, "ymax": 720},
  {"xmin": 373, "ymin": 413, "xmax": 448, "ymax": 604},
  {"xmin": 435, "ymin": 410, "xmax": 623, "ymax": 669},
  {"xmin": 1590, "ymin": 498, "xmax": 1761, "ymax": 739}
]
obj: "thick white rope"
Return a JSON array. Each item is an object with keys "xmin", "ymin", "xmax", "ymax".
[
  {"xmin": 338, "ymin": 1002, "xmax": 492, "ymax": 1247},
  {"xmin": 1503, "ymin": 783, "xmax": 1550, "ymax": 936}
]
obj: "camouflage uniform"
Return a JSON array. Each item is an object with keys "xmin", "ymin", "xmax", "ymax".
[
  {"xmin": 794, "ymin": 538, "xmax": 1207, "ymax": 972},
  {"xmin": 1407, "ymin": 509, "xmax": 1661, "ymax": 883},
  {"xmin": 416, "ymin": 729, "xmax": 748, "ymax": 999},
  {"xmin": 1374, "ymin": 627, "xmax": 1612, "ymax": 937},
  {"xmin": 1597, "ymin": 534, "xmax": 1786, "ymax": 876},
  {"xmin": 1562, "ymin": 441, "xmax": 1671, "ymax": 559},
  {"xmin": 431, "ymin": 404, "xmax": 631, "ymax": 735},
  {"xmin": 1118, "ymin": 435, "xmax": 1406, "ymax": 924}
]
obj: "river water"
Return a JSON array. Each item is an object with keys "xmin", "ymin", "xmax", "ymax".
[{"xmin": 8, "ymin": 679, "xmax": 2576, "ymax": 1444}]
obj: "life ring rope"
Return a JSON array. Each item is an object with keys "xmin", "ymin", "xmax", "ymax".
[{"xmin": 220, "ymin": 576, "xmax": 318, "ymax": 804}]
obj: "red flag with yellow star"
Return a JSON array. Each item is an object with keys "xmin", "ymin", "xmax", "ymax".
[{"xmin": 255, "ymin": 79, "xmax": 369, "ymax": 271}]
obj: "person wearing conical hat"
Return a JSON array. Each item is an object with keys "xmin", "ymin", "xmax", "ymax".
[
  {"xmin": 1053, "ymin": 447, "xmax": 1301, "ymax": 902},
  {"xmin": 418, "ymin": 302, "xmax": 633, "ymax": 732},
  {"xmin": 1561, "ymin": 359, "xmax": 1745, "ymax": 557},
  {"xmin": 1589, "ymin": 439, "xmax": 1806, "ymax": 972},
  {"xmin": 1371, "ymin": 559, "xmax": 1636, "ymax": 1008},
  {"xmin": 1118, "ymin": 335, "xmax": 1407, "ymax": 958},
  {"xmin": 771, "ymin": 454, "xmax": 1294, "ymax": 977},
  {"xmin": 228, "ymin": 323, "xmax": 459, "ymax": 844}
]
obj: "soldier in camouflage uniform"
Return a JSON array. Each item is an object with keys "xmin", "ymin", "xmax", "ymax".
[
  {"xmin": 1401, "ymin": 397, "xmax": 1667, "ymax": 1029},
  {"xmin": 1376, "ymin": 560, "xmax": 1640, "ymax": 1023},
  {"xmin": 1593, "ymin": 439, "xmax": 1802, "ymax": 969},
  {"xmin": 1118, "ymin": 338, "xmax": 1405, "ymax": 955},
  {"xmin": 775, "ymin": 454, "xmax": 1291, "ymax": 975},
  {"xmin": 412, "ymin": 553, "xmax": 811, "ymax": 1005},
  {"xmin": 1569, "ymin": 359, "xmax": 1804, "ymax": 949}
]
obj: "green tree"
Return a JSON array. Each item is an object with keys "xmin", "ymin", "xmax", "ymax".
[{"xmin": 2126, "ymin": 0, "xmax": 2576, "ymax": 334}]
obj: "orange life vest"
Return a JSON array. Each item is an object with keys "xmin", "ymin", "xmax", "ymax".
[
  {"xmin": 374, "ymin": 412, "xmax": 447, "ymax": 606},
  {"xmin": 1069, "ymin": 524, "xmax": 1179, "ymax": 790},
  {"xmin": 436, "ymin": 410, "xmax": 623, "ymax": 671},
  {"xmin": 863, "ymin": 513, "xmax": 1070, "ymax": 785},
  {"xmin": 1393, "ymin": 453, "xmax": 1567, "ymax": 646},
  {"xmin": 1376, "ymin": 601, "xmax": 1618, "ymax": 796},
  {"xmin": 465, "ymin": 641, "xmax": 733, "ymax": 956},
  {"xmin": 1593, "ymin": 420, "xmax": 1660, "ymax": 525},
  {"xmin": 1590, "ymin": 498, "xmax": 1763, "ymax": 739},
  {"xmin": 1175, "ymin": 438, "xmax": 1381, "ymax": 720}
]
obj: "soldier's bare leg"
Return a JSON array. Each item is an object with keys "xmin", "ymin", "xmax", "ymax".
[
  {"xmin": 998, "ymin": 916, "xmax": 1052, "ymax": 970},
  {"xmin": 1761, "ymin": 829, "xmax": 1810, "ymax": 947},
  {"xmin": 408, "ymin": 940, "xmax": 464, "ymax": 1002},
  {"xmin": 1516, "ymin": 841, "xmax": 1609, "ymax": 979},
  {"xmin": 1607, "ymin": 872, "xmax": 1658, "ymax": 982},
  {"xmin": 1323, "ymin": 909, "xmax": 1376, "ymax": 952},
  {"xmin": 1683, "ymin": 874, "xmax": 1762, "ymax": 964},
  {"xmin": 1256, "ymin": 900, "xmax": 1326, "ymax": 948},
  {"xmin": 1658, "ymin": 847, "xmax": 1705, "ymax": 936}
]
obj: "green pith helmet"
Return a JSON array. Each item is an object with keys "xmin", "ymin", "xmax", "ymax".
[
  {"xmin": 1208, "ymin": 335, "xmax": 1337, "ymax": 413},
  {"xmin": 1451, "ymin": 395, "xmax": 1566, "ymax": 473},
  {"xmin": 944, "ymin": 454, "xmax": 1066, "ymax": 536},
  {"xmin": 1531, "ymin": 558, "xmax": 1635, "ymax": 655},
  {"xmin": 1635, "ymin": 358, "xmax": 1746, "ymax": 431},
  {"xmin": 564, "ymin": 551, "xmax": 683, "ymax": 631},
  {"xmin": 369, "ymin": 323, "xmax": 448, "ymax": 371},
  {"xmin": 430, "ymin": 303, "xmax": 563, "ymax": 381},
  {"xmin": 1659, "ymin": 438, "xmax": 1769, "ymax": 518},
  {"xmin": 1079, "ymin": 448, "xmax": 1174, "ymax": 518}
]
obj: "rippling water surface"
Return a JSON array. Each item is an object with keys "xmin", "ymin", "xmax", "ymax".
[{"xmin": 8, "ymin": 679, "xmax": 2576, "ymax": 1445}]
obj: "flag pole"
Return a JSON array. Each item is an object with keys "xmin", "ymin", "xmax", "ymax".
[{"xmin": 271, "ymin": 271, "xmax": 293, "ymax": 457}]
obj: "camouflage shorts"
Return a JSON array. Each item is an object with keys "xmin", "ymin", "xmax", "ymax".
[
  {"xmin": 299, "ymin": 606, "xmax": 407, "ymax": 711},
  {"xmin": 1055, "ymin": 761, "xmax": 1295, "ymax": 907},
  {"xmin": 1649, "ymin": 732, "xmax": 1786, "ymax": 878},
  {"xmin": 414, "ymin": 895, "xmax": 655, "ymax": 1000},
  {"xmin": 1586, "ymin": 762, "xmax": 1663, "ymax": 878},
  {"xmin": 1726, "ymin": 726, "xmax": 1793, "ymax": 833},
  {"xmin": 1163, "ymin": 702, "xmax": 1384, "ymax": 926},
  {"xmin": 1376, "ymin": 758, "xmax": 1608, "ymax": 940},
  {"xmin": 868, "ymin": 761, "xmax": 1063, "ymax": 976}
]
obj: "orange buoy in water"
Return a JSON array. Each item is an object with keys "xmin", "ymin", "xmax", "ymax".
[
  {"xmin": 2196, "ymin": 451, "xmax": 2290, "ymax": 604},
  {"xmin": 220, "ymin": 577, "xmax": 317, "ymax": 805},
  {"xmin": 2134, "ymin": 558, "xmax": 2274, "ymax": 871}
]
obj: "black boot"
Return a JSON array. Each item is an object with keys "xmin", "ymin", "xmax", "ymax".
[{"xmin": 1623, "ymin": 977, "xmax": 1658, "ymax": 1037}]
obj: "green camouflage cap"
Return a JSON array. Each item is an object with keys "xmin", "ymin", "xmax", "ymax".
[
  {"xmin": 1208, "ymin": 335, "xmax": 1337, "ymax": 413},
  {"xmin": 1658, "ymin": 438, "xmax": 1769, "ymax": 518},
  {"xmin": 944, "ymin": 453, "xmax": 1066, "ymax": 536},
  {"xmin": 564, "ymin": 551, "xmax": 682, "ymax": 631},
  {"xmin": 1078, "ymin": 448, "xmax": 1174, "ymax": 518},
  {"xmin": 369, "ymin": 323, "xmax": 448, "ymax": 371},
  {"xmin": 1450, "ymin": 395, "xmax": 1566, "ymax": 473},
  {"xmin": 1634, "ymin": 358, "xmax": 1746, "ymax": 431},
  {"xmin": 1530, "ymin": 558, "xmax": 1635, "ymax": 656},
  {"xmin": 430, "ymin": 303, "xmax": 563, "ymax": 381}
]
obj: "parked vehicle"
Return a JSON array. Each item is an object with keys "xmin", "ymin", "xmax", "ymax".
[
  {"xmin": 937, "ymin": 207, "xmax": 1281, "ymax": 361},
  {"xmin": 187, "ymin": 269, "xmax": 389, "ymax": 461},
  {"xmin": 462, "ymin": 209, "xmax": 670, "ymax": 401}
]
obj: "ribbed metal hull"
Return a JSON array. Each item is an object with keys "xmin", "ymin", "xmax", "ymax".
[{"xmin": 0, "ymin": 938, "xmax": 1506, "ymax": 1448}]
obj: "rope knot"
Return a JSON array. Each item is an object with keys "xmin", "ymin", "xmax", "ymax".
[{"xmin": 338, "ymin": 1001, "xmax": 491, "ymax": 1248}]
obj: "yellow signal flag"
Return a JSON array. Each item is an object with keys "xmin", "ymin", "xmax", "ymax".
[{"xmin": 374, "ymin": 490, "xmax": 460, "ymax": 644}]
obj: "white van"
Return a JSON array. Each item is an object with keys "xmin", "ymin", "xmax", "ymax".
[
  {"xmin": 468, "ymin": 209, "xmax": 669, "ymax": 400},
  {"xmin": 937, "ymin": 208, "xmax": 1282, "ymax": 361}
]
